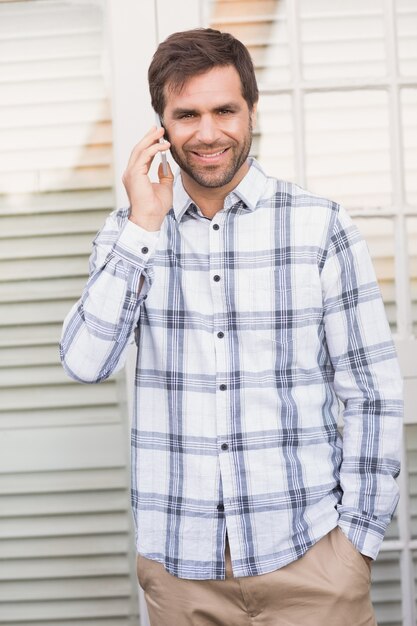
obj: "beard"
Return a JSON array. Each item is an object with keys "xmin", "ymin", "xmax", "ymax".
[{"xmin": 166, "ymin": 118, "xmax": 253, "ymax": 189}]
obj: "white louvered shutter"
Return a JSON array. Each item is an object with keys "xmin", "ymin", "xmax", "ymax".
[{"xmin": 0, "ymin": 1, "xmax": 139, "ymax": 624}]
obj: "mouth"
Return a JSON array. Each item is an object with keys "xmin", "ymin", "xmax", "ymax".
[{"xmin": 189, "ymin": 147, "xmax": 230, "ymax": 164}]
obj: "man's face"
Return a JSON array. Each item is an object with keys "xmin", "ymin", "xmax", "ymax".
[{"xmin": 162, "ymin": 65, "xmax": 256, "ymax": 192}]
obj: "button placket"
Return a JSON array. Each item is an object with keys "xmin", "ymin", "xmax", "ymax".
[{"xmin": 209, "ymin": 213, "xmax": 232, "ymax": 517}]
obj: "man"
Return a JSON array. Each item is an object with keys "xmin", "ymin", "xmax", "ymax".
[{"xmin": 60, "ymin": 28, "xmax": 403, "ymax": 625}]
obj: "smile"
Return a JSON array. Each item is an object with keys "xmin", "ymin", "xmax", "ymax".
[{"xmin": 193, "ymin": 148, "xmax": 228, "ymax": 159}]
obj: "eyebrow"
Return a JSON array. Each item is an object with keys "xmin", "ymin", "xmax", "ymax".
[
  {"xmin": 171, "ymin": 107, "xmax": 197, "ymax": 118},
  {"xmin": 170, "ymin": 103, "xmax": 240, "ymax": 118}
]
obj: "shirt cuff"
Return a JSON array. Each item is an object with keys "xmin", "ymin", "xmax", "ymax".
[
  {"xmin": 112, "ymin": 219, "xmax": 160, "ymax": 269},
  {"xmin": 338, "ymin": 512, "xmax": 386, "ymax": 560}
]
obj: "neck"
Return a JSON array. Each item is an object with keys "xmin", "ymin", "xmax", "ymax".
[
  {"xmin": 187, "ymin": 187, "xmax": 227, "ymax": 219},
  {"xmin": 181, "ymin": 160, "xmax": 250, "ymax": 219}
]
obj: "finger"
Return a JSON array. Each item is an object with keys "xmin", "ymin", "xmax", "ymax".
[
  {"xmin": 127, "ymin": 127, "xmax": 165, "ymax": 167},
  {"xmin": 127, "ymin": 141, "xmax": 171, "ymax": 178}
]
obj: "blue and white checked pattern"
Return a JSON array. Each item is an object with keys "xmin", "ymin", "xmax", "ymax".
[{"xmin": 60, "ymin": 159, "xmax": 403, "ymax": 579}]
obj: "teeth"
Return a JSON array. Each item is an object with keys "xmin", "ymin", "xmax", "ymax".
[{"xmin": 196, "ymin": 149, "xmax": 226, "ymax": 158}]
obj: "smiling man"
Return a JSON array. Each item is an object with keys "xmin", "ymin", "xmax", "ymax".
[{"xmin": 60, "ymin": 29, "xmax": 403, "ymax": 626}]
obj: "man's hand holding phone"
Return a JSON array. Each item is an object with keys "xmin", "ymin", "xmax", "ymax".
[{"xmin": 122, "ymin": 125, "xmax": 174, "ymax": 232}]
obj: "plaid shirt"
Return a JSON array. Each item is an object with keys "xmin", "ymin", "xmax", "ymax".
[{"xmin": 60, "ymin": 159, "xmax": 403, "ymax": 580}]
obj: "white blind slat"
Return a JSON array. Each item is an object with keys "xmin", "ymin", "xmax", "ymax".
[{"xmin": 0, "ymin": 3, "xmax": 138, "ymax": 623}]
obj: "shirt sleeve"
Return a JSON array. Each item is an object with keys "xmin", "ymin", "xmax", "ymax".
[
  {"xmin": 321, "ymin": 204, "xmax": 403, "ymax": 559},
  {"xmin": 59, "ymin": 208, "xmax": 160, "ymax": 383}
]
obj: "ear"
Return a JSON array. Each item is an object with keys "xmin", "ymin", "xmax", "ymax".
[{"xmin": 250, "ymin": 102, "xmax": 258, "ymax": 129}]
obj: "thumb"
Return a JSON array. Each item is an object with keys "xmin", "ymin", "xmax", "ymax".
[{"xmin": 158, "ymin": 160, "xmax": 174, "ymax": 184}]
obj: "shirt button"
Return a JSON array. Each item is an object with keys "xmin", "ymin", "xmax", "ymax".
[
  {"xmin": 221, "ymin": 443, "xmax": 229, "ymax": 451},
  {"xmin": 213, "ymin": 274, "xmax": 221, "ymax": 282},
  {"xmin": 219, "ymin": 384, "xmax": 227, "ymax": 391},
  {"xmin": 212, "ymin": 223, "xmax": 220, "ymax": 231},
  {"xmin": 141, "ymin": 246, "xmax": 149, "ymax": 254},
  {"xmin": 217, "ymin": 331, "xmax": 224, "ymax": 339},
  {"xmin": 217, "ymin": 503, "xmax": 225, "ymax": 512}
]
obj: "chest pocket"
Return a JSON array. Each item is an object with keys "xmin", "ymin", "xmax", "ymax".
[{"xmin": 244, "ymin": 269, "xmax": 319, "ymax": 351}]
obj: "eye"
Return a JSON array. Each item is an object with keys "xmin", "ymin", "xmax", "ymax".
[
  {"xmin": 179, "ymin": 113, "xmax": 195, "ymax": 120},
  {"xmin": 218, "ymin": 109, "xmax": 234, "ymax": 115}
]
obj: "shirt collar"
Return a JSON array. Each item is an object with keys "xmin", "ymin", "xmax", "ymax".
[{"xmin": 172, "ymin": 157, "xmax": 268, "ymax": 222}]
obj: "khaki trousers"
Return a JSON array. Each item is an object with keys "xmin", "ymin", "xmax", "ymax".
[{"xmin": 137, "ymin": 527, "xmax": 377, "ymax": 626}]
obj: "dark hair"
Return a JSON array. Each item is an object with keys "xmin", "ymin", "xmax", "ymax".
[{"xmin": 148, "ymin": 28, "xmax": 259, "ymax": 116}]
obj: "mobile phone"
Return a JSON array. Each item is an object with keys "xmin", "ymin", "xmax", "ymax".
[{"xmin": 155, "ymin": 113, "xmax": 169, "ymax": 176}]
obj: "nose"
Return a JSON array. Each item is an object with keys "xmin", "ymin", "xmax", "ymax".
[{"xmin": 195, "ymin": 114, "xmax": 220, "ymax": 144}]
